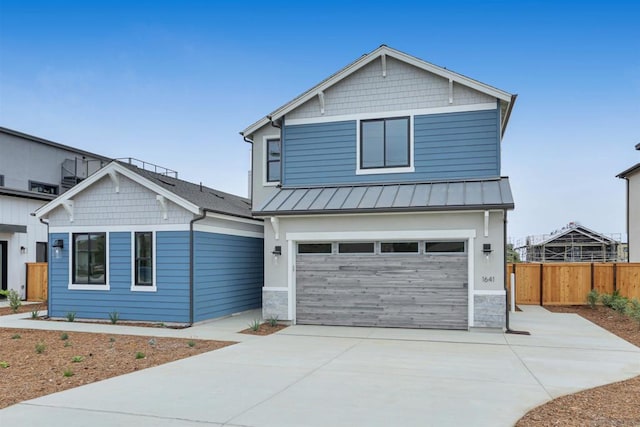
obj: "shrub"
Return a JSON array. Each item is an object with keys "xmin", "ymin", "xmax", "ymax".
[
  {"xmin": 0, "ymin": 289, "xmax": 22, "ymax": 313},
  {"xmin": 65, "ymin": 312, "xmax": 76, "ymax": 322},
  {"xmin": 586, "ymin": 290, "xmax": 599, "ymax": 309},
  {"xmin": 35, "ymin": 342, "xmax": 46, "ymax": 354},
  {"xmin": 0, "ymin": 361, "xmax": 9, "ymax": 368},
  {"xmin": 267, "ymin": 315, "xmax": 279, "ymax": 327},
  {"xmin": 63, "ymin": 369, "xmax": 74, "ymax": 377},
  {"xmin": 600, "ymin": 293, "xmax": 614, "ymax": 308},
  {"xmin": 135, "ymin": 351, "xmax": 145, "ymax": 359},
  {"xmin": 108, "ymin": 311, "xmax": 119, "ymax": 324},
  {"xmin": 71, "ymin": 356, "xmax": 84, "ymax": 363},
  {"xmin": 31, "ymin": 310, "xmax": 40, "ymax": 319},
  {"xmin": 11, "ymin": 334, "xmax": 21, "ymax": 339},
  {"xmin": 187, "ymin": 340, "xmax": 196, "ymax": 348},
  {"xmin": 60, "ymin": 332, "xmax": 69, "ymax": 341},
  {"xmin": 610, "ymin": 296, "xmax": 630, "ymax": 313},
  {"xmin": 249, "ymin": 319, "xmax": 261, "ymax": 331}
]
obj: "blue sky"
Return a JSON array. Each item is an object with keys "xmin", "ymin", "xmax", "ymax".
[{"xmin": 1, "ymin": 0, "xmax": 638, "ymax": 241}]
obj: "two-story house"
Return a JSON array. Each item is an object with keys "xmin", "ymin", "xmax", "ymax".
[
  {"xmin": 0, "ymin": 127, "xmax": 110, "ymax": 298},
  {"xmin": 617, "ymin": 143, "xmax": 640, "ymax": 262},
  {"xmin": 241, "ymin": 46, "xmax": 516, "ymax": 330}
]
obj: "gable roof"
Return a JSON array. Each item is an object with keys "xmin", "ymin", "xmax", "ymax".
[
  {"xmin": 0, "ymin": 126, "xmax": 111, "ymax": 162},
  {"xmin": 35, "ymin": 161, "xmax": 255, "ymax": 220},
  {"xmin": 535, "ymin": 223, "xmax": 618, "ymax": 246},
  {"xmin": 241, "ymin": 45, "xmax": 516, "ymax": 139},
  {"xmin": 253, "ymin": 178, "xmax": 514, "ymax": 216}
]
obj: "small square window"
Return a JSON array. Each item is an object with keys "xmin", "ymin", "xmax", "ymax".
[
  {"xmin": 360, "ymin": 117, "xmax": 409, "ymax": 169},
  {"xmin": 338, "ymin": 242, "xmax": 375, "ymax": 254},
  {"xmin": 381, "ymin": 242, "xmax": 419, "ymax": 253},
  {"xmin": 298, "ymin": 243, "xmax": 332, "ymax": 254},
  {"xmin": 425, "ymin": 241, "xmax": 466, "ymax": 253}
]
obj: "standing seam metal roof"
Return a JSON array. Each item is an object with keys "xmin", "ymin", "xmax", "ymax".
[{"xmin": 254, "ymin": 178, "xmax": 514, "ymax": 216}]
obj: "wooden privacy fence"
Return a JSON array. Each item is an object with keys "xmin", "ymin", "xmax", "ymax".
[
  {"xmin": 26, "ymin": 262, "xmax": 48, "ymax": 301},
  {"xmin": 507, "ymin": 263, "xmax": 640, "ymax": 306}
]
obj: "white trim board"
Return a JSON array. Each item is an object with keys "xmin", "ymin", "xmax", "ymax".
[
  {"xmin": 51, "ymin": 224, "xmax": 191, "ymax": 233},
  {"xmin": 285, "ymin": 103, "xmax": 497, "ymax": 127},
  {"xmin": 286, "ymin": 230, "xmax": 476, "ymax": 241},
  {"xmin": 193, "ymin": 224, "xmax": 264, "ymax": 239}
]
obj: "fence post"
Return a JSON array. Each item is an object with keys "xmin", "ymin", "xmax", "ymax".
[
  {"xmin": 539, "ymin": 263, "xmax": 544, "ymax": 306},
  {"xmin": 590, "ymin": 263, "xmax": 594, "ymax": 290},
  {"xmin": 613, "ymin": 263, "xmax": 617, "ymax": 292}
]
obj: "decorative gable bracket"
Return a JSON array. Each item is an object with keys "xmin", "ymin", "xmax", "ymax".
[
  {"xmin": 156, "ymin": 195, "xmax": 168, "ymax": 220},
  {"xmin": 62, "ymin": 200, "xmax": 74, "ymax": 223}
]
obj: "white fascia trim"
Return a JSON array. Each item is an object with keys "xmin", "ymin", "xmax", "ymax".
[
  {"xmin": 193, "ymin": 224, "xmax": 264, "ymax": 239},
  {"xmin": 286, "ymin": 229, "xmax": 476, "ymax": 242},
  {"xmin": 204, "ymin": 212, "xmax": 263, "ymax": 226},
  {"xmin": 260, "ymin": 209, "xmax": 502, "ymax": 220},
  {"xmin": 50, "ymin": 224, "xmax": 190, "ymax": 233},
  {"xmin": 130, "ymin": 231, "xmax": 157, "ymax": 292},
  {"xmin": 68, "ymin": 231, "xmax": 110, "ymax": 291},
  {"xmin": 285, "ymin": 103, "xmax": 497, "ymax": 127},
  {"xmin": 355, "ymin": 115, "xmax": 415, "ymax": 176},
  {"xmin": 242, "ymin": 46, "xmax": 512, "ymax": 136},
  {"xmin": 36, "ymin": 162, "xmax": 201, "ymax": 218},
  {"xmin": 262, "ymin": 134, "xmax": 281, "ymax": 187},
  {"xmin": 474, "ymin": 290, "xmax": 506, "ymax": 295},
  {"xmin": 263, "ymin": 286, "xmax": 288, "ymax": 291}
]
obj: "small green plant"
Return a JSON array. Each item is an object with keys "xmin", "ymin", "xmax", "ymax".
[
  {"xmin": 135, "ymin": 351, "xmax": 146, "ymax": 359},
  {"xmin": 601, "ymin": 293, "xmax": 614, "ymax": 308},
  {"xmin": 109, "ymin": 337, "xmax": 116, "ymax": 343},
  {"xmin": 60, "ymin": 332, "xmax": 69, "ymax": 341},
  {"xmin": 65, "ymin": 312, "xmax": 76, "ymax": 322},
  {"xmin": 71, "ymin": 356, "xmax": 84, "ymax": 363},
  {"xmin": 0, "ymin": 289, "xmax": 22, "ymax": 312},
  {"xmin": 108, "ymin": 311, "xmax": 119, "ymax": 324},
  {"xmin": 586, "ymin": 289, "xmax": 599, "ymax": 309},
  {"xmin": 35, "ymin": 342, "xmax": 46, "ymax": 354},
  {"xmin": 249, "ymin": 319, "xmax": 261, "ymax": 331},
  {"xmin": 11, "ymin": 334, "xmax": 21, "ymax": 339},
  {"xmin": 611, "ymin": 295, "xmax": 629, "ymax": 313},
  {"xmin": 148, "ymin": 338, "xmax": 156, "ymax": 346},
  {"xmin": 0, "ymin": 361, "xmax": 9, "ymax": 368},
  {"xmin": 187, "ymin": 340, "xmax": 196, "ymax": 348},
  {"xmin": 63, "ymin": 369, "xmax": 74, "ymax": 377},
  {"xmin": 64, "ymin": 341, "xmax": 72, "ymax": 347},
  {"xmin": 267, "ymin": 315, "xmax": 279, "ymax": 327}
]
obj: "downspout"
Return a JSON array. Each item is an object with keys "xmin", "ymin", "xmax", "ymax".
[
  {"xmin": 504, "ymin": 209, "xmax": 530, "ymax": 335},
  {"xmin": 189, "ymin": 208, "xmax": 214, "ymax": 325},
  {"xmin": 625, "ymin": 177, "xmax": 630, "ymax": 262}
]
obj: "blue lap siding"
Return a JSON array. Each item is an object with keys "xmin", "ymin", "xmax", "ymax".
[
  {"xmin": 48, "ymin": 231, "xmax": 190, "ymax": 323},
  {"xmin": 193, "ymin": 231, "xmax": 263, "ymax": 322},
  {"xmin": 282, "ymin": 108, "xmax": 500, "ymax": 186}
]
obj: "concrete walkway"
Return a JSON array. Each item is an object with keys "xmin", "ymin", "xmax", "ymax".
[{"xmin": 1, "ymin": 306, "xmax": 639, "ymax": 426}]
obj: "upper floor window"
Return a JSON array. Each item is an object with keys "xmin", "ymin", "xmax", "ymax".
[
  {"xmin": 134, "ymin": 232, "xmax": 153, "ymax": 287},
  {"xmin": 360, "ymin": 117, "xmax": 410, "ymax": 169},
  {"xmin": 29, "ymin": 180, "xmax": 59, "ymax": 195},
  {"xmin": 0, "ymin": 175, "xmax": 4, "ymax": 186},
  {"xmin": 266, "ymin": 138, "xmax": 281, "ymax": 183},
  {"xmin": 72, "ymin": 233, "xmax": 106, "ymax": 285}
]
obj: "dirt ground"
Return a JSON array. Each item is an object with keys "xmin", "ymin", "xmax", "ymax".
[
  {"xmin": 240, "ymin": 322, "xmax": 288, "ymax": 335},
  {"xmin": 0, "ymin": 328, "xmax": 234, "ymax": 409},
  {"xmin": 516, "ymin": 305, "xmax": 640, "ymax": 427},
  {"xmin": 0, "ymin": 302, "xmax": 46, "ymax": 317}
]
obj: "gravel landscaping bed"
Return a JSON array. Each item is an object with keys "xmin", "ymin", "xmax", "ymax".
[{"xmin": 516, "ymin": 305, "xmax": 640, "ymax": 427}]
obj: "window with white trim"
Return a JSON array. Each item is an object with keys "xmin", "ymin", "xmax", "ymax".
[
  {"xmin": 72, "ymin": 233, "xmax": 106, "ymax": 284},
  {"xmin": 134, "ymin": 232, "xmax": 153, "ymax": 287},
  {"xmin": 338, "ymin": 242, "xmax": 375, "ymax": 254},
  {"xmin": 425, "ymin": 241, "xmax": 466, "ymax": 253},
  {"xmin": 266, "ymin": 138, "xmax": 281, "ymax": 183},
  {"xmin": 298, "ymin": 243, "xmax": 332, "ymax": 254},
  {"xmin": 30, "ymin": 180, "xmax": 59, "ymax": 195},
  {"xmin": 360, "ymin": 117, "xmax": 410, "ymax": 169}
]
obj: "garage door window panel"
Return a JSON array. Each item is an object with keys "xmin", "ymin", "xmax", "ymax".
[
  {"xmin": 338, "ymin": 242, "xmax": 375, "ymax": 254},
  {"xmin": 425, "ymin": 241, "xmax": 466, "ymax": 253},
  {"xmin": 381, "ymin": 242, "xmax": 419, "ymax": 253},
  {"xmin": 298, "ymin": 243, "xmax": 332, "ymax": 254}
]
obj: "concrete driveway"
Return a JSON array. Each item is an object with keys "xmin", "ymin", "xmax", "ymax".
[{"xmin": 1, "ymin": 306, "xmax": 639, "ymax": 426}]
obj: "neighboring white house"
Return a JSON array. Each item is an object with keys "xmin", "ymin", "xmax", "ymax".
[
  {"xmin": 0, "ymin": 127, "xmax": 110, "ymax": 298},
  {"xmin": 241, "ymin": 45, "xmax": 517, "ymax": 330},
  {"xmin": 617, "ymin": 144, "xmax": 640, "ymax": 262}
]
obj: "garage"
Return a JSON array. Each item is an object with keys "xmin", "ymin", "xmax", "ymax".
[{"xmin": 295, "ymin": 241, "xmax": 469, "ymax": 329}]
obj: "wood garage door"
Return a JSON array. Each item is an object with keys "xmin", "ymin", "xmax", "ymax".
[{"xmin": 296, "ymin": 252, "xmax": 468, "ymax": 330}]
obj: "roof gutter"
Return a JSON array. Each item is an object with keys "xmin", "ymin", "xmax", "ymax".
[
  {"xmin": 252, "ymin": 204, "xmax": 515, "ymax": 217},
  {"xmin": 501, "ymin": 94, "xmax": 518, "ymax": 138}
]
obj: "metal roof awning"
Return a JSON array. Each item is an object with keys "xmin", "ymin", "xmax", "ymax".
[
  {"xmin": 0, "ymin": 223, "xmax": 27, "ymax": 233},
  {"xmin": 254, "ymin": 178, "xmax": 514, "ymax": 216}
]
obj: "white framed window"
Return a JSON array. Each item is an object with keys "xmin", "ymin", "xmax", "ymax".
[
  {"xmin": 30, "ymin": 180, "xmax": 59, "ymax": 195},
  {"xmin": 425, "ymin": 241, "xmax": 466, "ymax": 253},
  {"xmin": 131, "ymin": 231, "xmax": 156, "ymax": 292},
  {"xmin": 297, "ymin": 243, "xmax": 332, "ymax": 254},
  {"xmin": 356, "ymin": 116, "xmax": 414, "ymax": 175},
  {"xmin": 263, "ymin": 135, "xmax": 281, "ymax": 186},
  {"xmin": 338, "ymin": 242, "xmax": 375, "ymax": 254},
  {"xmin": 69, "ymin": 232, "xmax": 109, "ymax": 290},
  {"xmin": 380, "ymin": 242, "xmax": 419, "ymax": 253}
]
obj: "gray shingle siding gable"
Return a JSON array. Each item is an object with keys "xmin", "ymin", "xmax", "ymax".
[
  {"xmin": 282, "ymin": 108, "xmax": 500, "ymax": 186},
  {"xmin": 286, "ymin": 56, "xmax": 495, "ymax": 121}
]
